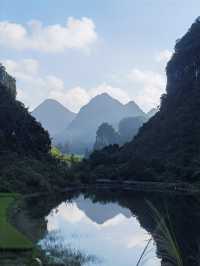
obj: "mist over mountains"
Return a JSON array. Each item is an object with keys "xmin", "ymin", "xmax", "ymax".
[
  {"xmin": 33, "ymin": 93, "xmax": 150, "ymax": 154},
  {"xmin": 32, "ymin": 99, "xmax": 76, "ymax": 137},
  {"xmin": 81, "ymin": 18, "xmax": 200, "ymax": 182}
]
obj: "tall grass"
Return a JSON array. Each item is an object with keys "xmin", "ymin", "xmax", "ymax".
[{"xmin": 136, "ymin": 200, "xmax": 183, "ymax": 266}]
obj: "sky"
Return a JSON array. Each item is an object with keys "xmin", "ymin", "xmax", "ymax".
[
  {"xmin": 0, "ymin": 0, "xmax": 199, "ymax": 112},
  {"xmin": 41, "ymin": 195, "xmax": 160, "ymax": 266}
]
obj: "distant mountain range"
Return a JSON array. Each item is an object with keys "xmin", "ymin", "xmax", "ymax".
[
  {"xmin": 81, "ymin": 18, "xmax": 200, "ymax": 183},
  {"xmin": 55, "ymin": 93, "xmax": 146, "ymax": 154},
  {"xmin": 32, "ymin": 93, "xmax": 156, "ymax": 154},
  {"xmin": 32, "ymin": 99, "xmax": 76, "ymax": 137},
  {"xmin": 75, "ymin": 195, "xmax": 132, "ymax": 224}
]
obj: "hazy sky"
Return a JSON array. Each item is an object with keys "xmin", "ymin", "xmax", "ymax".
[{"xmin": 0, "ymin": 0, "xmax": 199, "ymax": 112}]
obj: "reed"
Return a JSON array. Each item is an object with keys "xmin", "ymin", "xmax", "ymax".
[{"xmin": 136, "ymin": 200, "xmax": 183, "ymax": 266}]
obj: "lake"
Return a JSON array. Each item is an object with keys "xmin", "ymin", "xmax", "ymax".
[
  {"xmin": 39, "ymin": 191, "xmax": 162, "ymax": 266},
  {"xmin": 14, "ymin": 190, "xmax": 199, "ymax": 266}
]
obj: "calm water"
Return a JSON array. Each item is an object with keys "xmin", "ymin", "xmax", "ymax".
[
  {"xmin": 35, "ymin": 191, "xmax": 200, "ymax": 266},
  {"xmin": 40, "ymin": 193, "xmax": 160, "ymax": 266}
]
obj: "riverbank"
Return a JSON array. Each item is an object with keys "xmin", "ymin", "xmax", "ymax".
[
  {"xmin": 93, "ymin": 180, "xmax": 200, "ymax": 194},
  {"xmin": 63, "ymin": 180, "xmax": 200, "ymax": 195},
  {"xmin": 0, "ymin": 193, "xmax": 33, "ymax": 251},
  {"xmin": 0, "ymin": 193, "xmax": 37, "ymax": 266},
  {"xmin": 1, "ymin": 180, "xmax": 200, "ymax": 266}
]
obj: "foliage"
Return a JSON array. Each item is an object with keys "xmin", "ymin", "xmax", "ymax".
[
  {"xmin": 0, "ymin": 80, "xmax": 78, "ymax": 193},
  {"xmin": 0, "ymin": 84, "xmax": 51, "ymax": 156},
  {"xmin": 0, "ymin": 193, "xmax": 33, "ymax": 250},
  {"xmin": 77, "ymin": 18, "xmax": 200, "ymax": 183},
  {"xmin": 147, "ymin": 201, "xmax": 183, "ymax": 266},
  {"xmin": 51, "ymin": 147, "xmax": 83, "ymax": 166}
]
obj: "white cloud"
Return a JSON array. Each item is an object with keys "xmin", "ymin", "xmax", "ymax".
[
  {"xmin": 50, "ymin": 83, "xmax": 130, "ymax": 112},
  {"xmin": 50, "ymin": 86, "xmax": 90, "ymax": 112},
  {"xmin": 156, "ymin": 49, "xmax": 172, "ymax": 63},
  {"xmin": 3, "ymin": 58, "xmax": 39, "ymax": 77},
  {"xmin": 90, "ymin": 83, "xmax": 130, "ymax": 104},
  {"xmin": 2, "ymin": 57, "xmax": 166, "ymax": 113},
  {"xmin": 2, "ymin": 58, "xmax": 65, "ymax": 109},
  {"xmin": 128, "ymin": 68, "xmax": 166, "ymax": 111},
  {"xmin": 2, "ymin": 59, "xmax": 130, "ymax": 112},
  {"xmin": 0, "ymin": 17, "xmax": 97, "ymax": 53}
]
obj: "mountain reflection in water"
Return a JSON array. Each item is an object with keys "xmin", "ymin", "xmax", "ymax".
[
  {"xmin": 33, "ymin": 190, "xmax": 200, "ymax": 266},
  {"xmin": 40, "ymin": 194, "xmax": 160, "ymax": 266}
]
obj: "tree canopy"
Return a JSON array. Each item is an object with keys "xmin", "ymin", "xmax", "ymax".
[{"xmin": 78, "ymin": 18, "xmax": 200, "ymax": 183}]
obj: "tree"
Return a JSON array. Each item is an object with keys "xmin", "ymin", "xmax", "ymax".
[{"xmin": 81, "ymin": 18, "xmax": 200, "ymax": 182}]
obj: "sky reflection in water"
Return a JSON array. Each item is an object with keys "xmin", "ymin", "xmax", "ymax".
[{"xmin": 41, "ymin": 195, "xmax": 160, "ymax": 266}]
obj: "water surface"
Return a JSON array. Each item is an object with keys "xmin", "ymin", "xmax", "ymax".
[{"xmin": 40, "ymin": 194, "xmax": 160, "ymax": 266}]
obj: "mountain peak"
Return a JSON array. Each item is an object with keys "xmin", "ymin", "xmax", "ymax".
[
  {"xmin": 57, "ymin": 92, "xmax": 145, "ymax": 153},
  {"xmin": 125, "ymin": 101, "xmax": 137, "ymax": 106},
  {"xmin": 91, "ymin": 93, "xmax": 119, "ymax": 102},
  {"xmin": 36, "ymin": 98, "xmax": 69, "ymax": 110},
  {"xmin": 84, "ymin": 93, "xmax": 122, "ymax": 110},
  {"xmin": 32, "ymin": 99, "xmax": 76, "ymax": 136},
  {"xmin": 124, "ymin": 100, "xmax": 145, "ymax": 116},
  {"xmin": 97, "ymin": 92, "xmax": 111, "ymax": 98},
  {"xmin": 43, "ymin": 98, "xmax": 61, "ymax": 104},
  {"xmin": 84, "ymin": 18, "xmax": 200, "ymax": 182}
]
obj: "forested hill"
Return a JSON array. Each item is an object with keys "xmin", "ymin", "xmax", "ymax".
[
  {"xmin": 0, "ymin": 69, "xmax": 70, "ymax": 193},
  {"xmin": 0, "ymin": 83, "xmax": 50, "ymax": 156},
  {"xmin": 79, "ymin": 18, "xmax": 200, "ymax": 182}
]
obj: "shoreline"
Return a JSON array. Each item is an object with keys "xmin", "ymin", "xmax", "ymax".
[
  {"xmin": 63, "ymin": 181, "xmax": 200, "ymax": 195},
  {"xmin": 0, "ymin": 194, "xmax": 35, "ymax": 266}
]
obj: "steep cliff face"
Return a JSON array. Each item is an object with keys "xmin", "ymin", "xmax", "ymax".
[
  {"xmin": 84, "ymin": 18, "xmax": 200, "ymax": 182},
  {"xmin": 0, "ymin": 64, "xmax": 16, "ymax": 99}
]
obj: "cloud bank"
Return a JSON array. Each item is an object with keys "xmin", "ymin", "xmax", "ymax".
[
  {"xmin": 50, "ymin": 83, "xmax": 130, "ymax": 112},
  {"xmin": 2, "ymin": 48, "xmax": 170, "ymax": 112},
  {"xmin": 127, "ymin": 68, "xmax": 166, "ymax": 111},
  {"xmin": 0, "ymin": 17, "xmax": 97, "ymax": 53},
  {"xmin": 2, "ymin": 59, "xmax": 130, "ymax": 112},
  {"xmin": 156, "ymin": 49, "xmax": 172, "ymax": 63}
]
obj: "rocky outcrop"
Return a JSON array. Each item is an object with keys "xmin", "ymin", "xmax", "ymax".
[{"xmin": 0, "ymin": 64, "xmax": 16, "ymax": 98}]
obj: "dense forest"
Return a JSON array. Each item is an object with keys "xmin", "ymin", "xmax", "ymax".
[
  {"xmin": 2, "ymin": 18, "xmax": 200, "ymax": 189},
  {"xmin": 77, "ymin": 18, "xmax": 200, "ymax": 183},
  {"xmin": 0, "ymin": 81, "xmax": 74, "ymax": 193}
]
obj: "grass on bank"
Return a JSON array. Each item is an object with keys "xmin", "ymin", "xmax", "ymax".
[
  {"xmin": 51, "ymin": 147, "xmax": 83, "ymax": 165},
  {"xmin": 136, "ymin": 200, "xmax": 183, "ymax": 266},
  {"xmin": 0, "ymin": 193, "xmax": 33, "ymax": 251}
]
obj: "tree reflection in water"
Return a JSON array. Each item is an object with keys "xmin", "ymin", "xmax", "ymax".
[{"xmin": 25, "ymin": 190, "xmax": 200, "ymax": 266}]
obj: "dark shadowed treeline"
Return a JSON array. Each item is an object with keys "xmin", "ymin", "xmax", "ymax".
[
  {"xmin": 0, "ymin": 82, "xmax": 76, "ymax": 193},
  {"xmin": 77, "ymin": 18, "xmax": 200, "ymax": 183}
]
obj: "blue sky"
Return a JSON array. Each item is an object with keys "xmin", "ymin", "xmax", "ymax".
[{"xmin": 0, "ymin": 0, "xmax": 199, "ymax": 112}]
